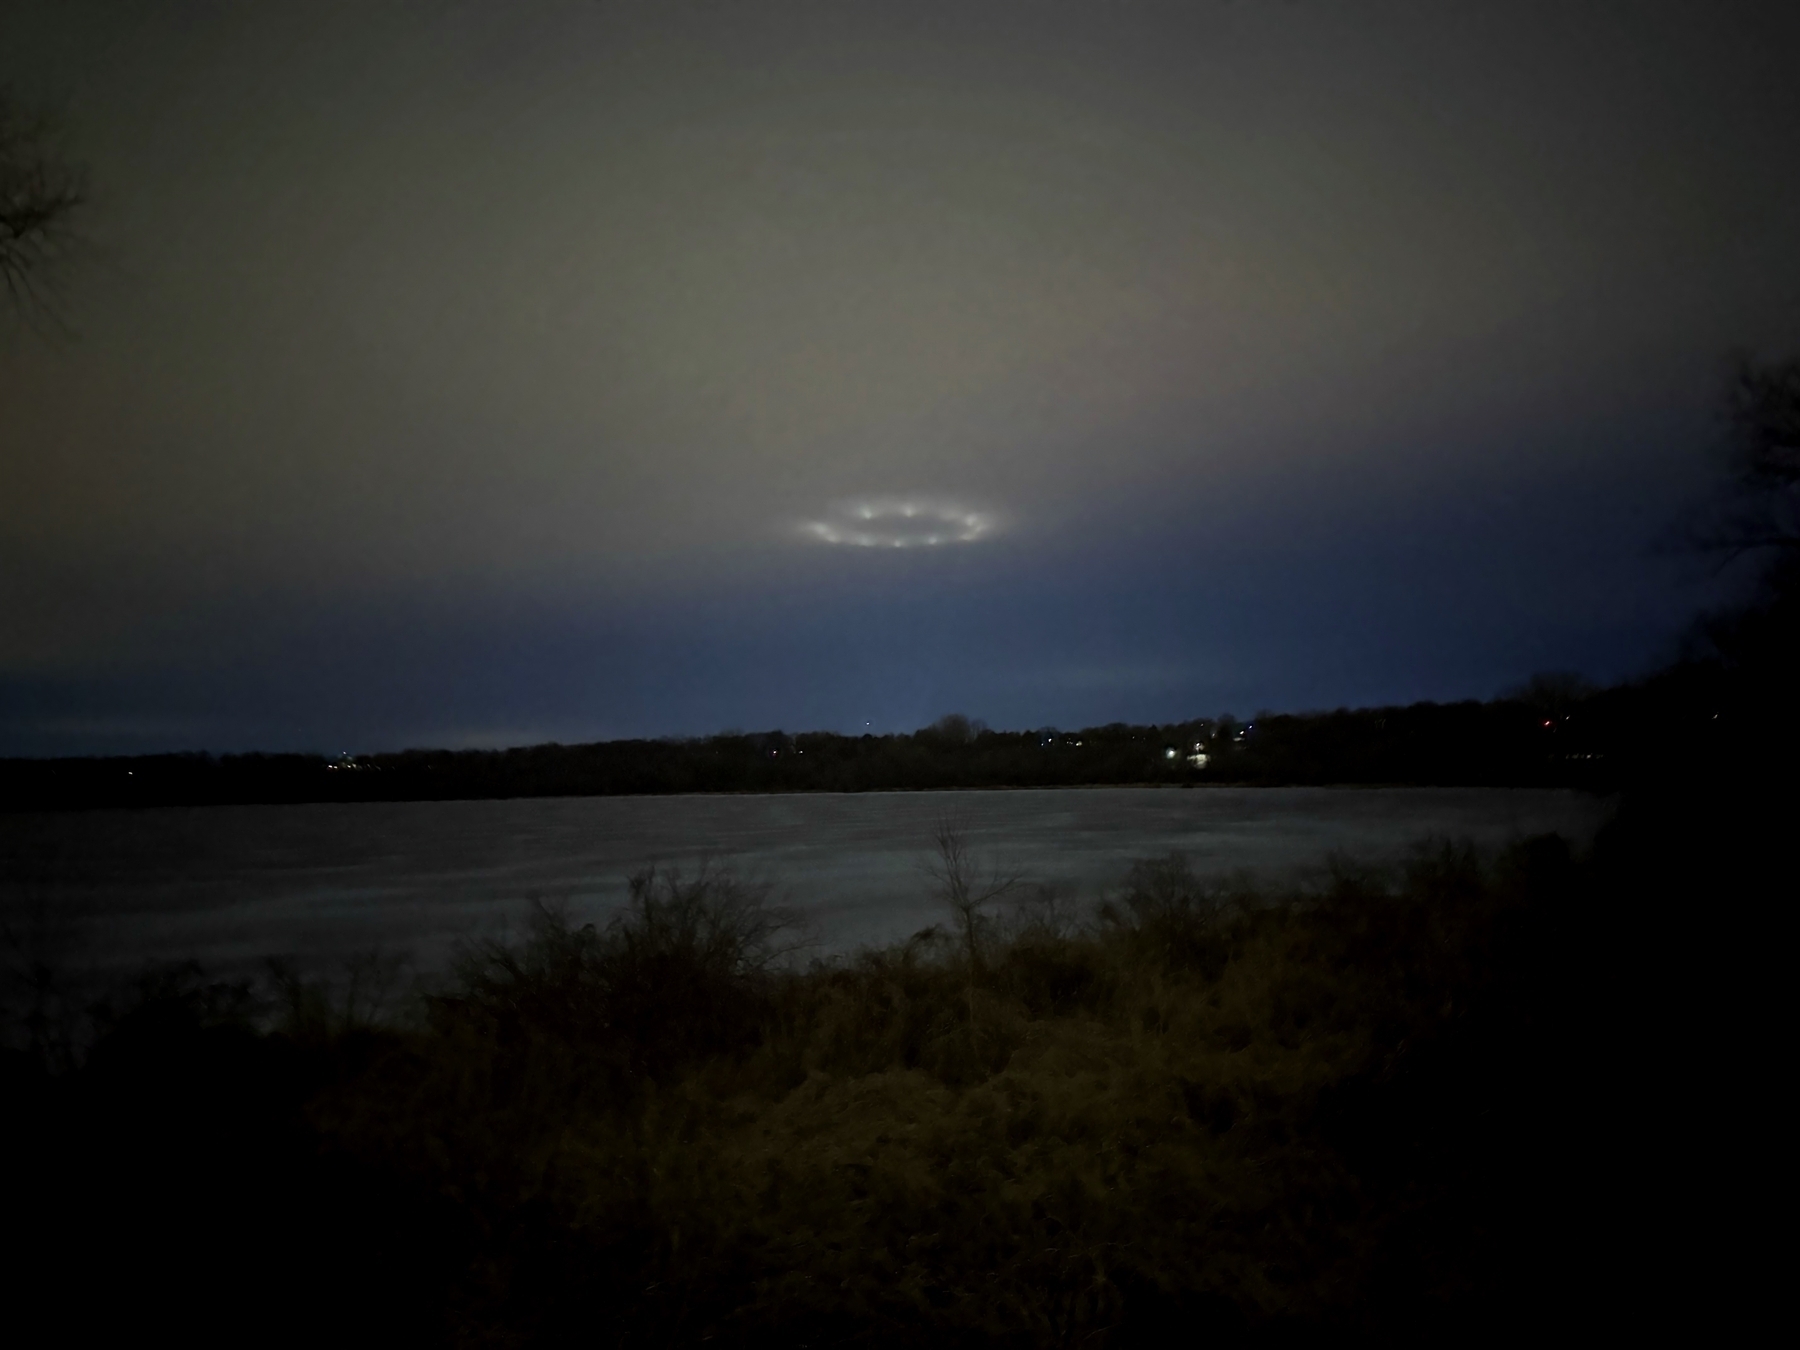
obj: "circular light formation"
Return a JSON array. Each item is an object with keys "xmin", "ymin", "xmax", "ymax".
[{"xmin": 801, "ymin": 499, "xmax": 995, "ymax": 548}]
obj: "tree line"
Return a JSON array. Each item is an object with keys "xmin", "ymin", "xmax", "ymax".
[{"xmin": 0, "ymin": 677, "xmax": 1722, "ymax": 810}]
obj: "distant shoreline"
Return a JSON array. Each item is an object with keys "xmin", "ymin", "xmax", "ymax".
[{"xmin": 2, "ymin": 696, "xmax": 1643, "ymax": 812}]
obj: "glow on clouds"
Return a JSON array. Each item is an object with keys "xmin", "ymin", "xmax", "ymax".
[{"xmin": 800, "ymin": 499, "xmax": 997, "ymax": 548}]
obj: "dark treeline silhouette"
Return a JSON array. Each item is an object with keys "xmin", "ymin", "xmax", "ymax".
[{"xmin": 0, "ymin": 683, "xmax": 1721, "ymax": 811}]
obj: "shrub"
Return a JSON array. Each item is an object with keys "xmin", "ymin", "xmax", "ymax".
[
  {"xmin": 432, "ymin": 863, "xmax": 803, "ymax": 1094},
  {"xmin": 13, "ymin": 836, "xmax": 1613, "ymax": 1345}
]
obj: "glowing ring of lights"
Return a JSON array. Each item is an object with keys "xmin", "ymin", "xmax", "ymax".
[{"xmin": 802, "ymin": 500, "xmax": 994, "ymax": 548}]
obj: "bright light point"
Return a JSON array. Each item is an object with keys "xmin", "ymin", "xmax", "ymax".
[{"xmin": 798, "ymin": 498, "xmax": 999, "ymax": 549}]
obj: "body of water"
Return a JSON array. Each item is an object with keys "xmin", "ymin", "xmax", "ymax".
[{"xmin": 2, "ymin": 787, "xmax": 1612, "ymax": 982}]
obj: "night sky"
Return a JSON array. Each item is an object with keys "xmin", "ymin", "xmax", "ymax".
[{"xmin": 3, "ymin": 1, "xmax": 1797, "ymax": 756}]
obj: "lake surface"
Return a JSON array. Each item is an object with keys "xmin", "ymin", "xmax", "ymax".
[{"xmin": 2, "ymin": 787, "xmax": 1613, "ymax": 983}]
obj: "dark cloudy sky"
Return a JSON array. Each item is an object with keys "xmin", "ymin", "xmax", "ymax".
[{"xmin": 3, "ymin": 1, "xmax": 1797, "ymax": 755}]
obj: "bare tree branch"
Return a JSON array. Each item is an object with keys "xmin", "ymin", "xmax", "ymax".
[
  {"xmin": 924, "ymin": 814, "xmax": 1024, "ymax": 1036},
  {"xmin": 0, "ymin": 89, "xmax": 86, "ymax": 317},
  {"xmin": 1682, "ymin": 354, "xmax": 1800, "ymax": 565}
]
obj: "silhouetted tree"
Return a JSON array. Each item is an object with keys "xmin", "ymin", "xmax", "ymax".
[
  {"xmin": 1677, "ymin": 353, "xmax": 1800, "ymax": 761},
  {"xmin": 0, "ymin": 89, "xmax": 85, "ymax": 312},
  {"xmin": 1504, "ymin": 671, "xmax": 1597, "ymax": 716},
  {"xmin": 922, "ymin": 713, "xmax": 979, "ymax": 745},
  {"xmin": 1694, "ymin": 354, "xmax": 1800, "ymax": 564}
]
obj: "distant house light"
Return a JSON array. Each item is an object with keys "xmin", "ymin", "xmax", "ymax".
[{"xmin": 1187, "ymin": 752, "xmax": 1209, "ymax": 768}]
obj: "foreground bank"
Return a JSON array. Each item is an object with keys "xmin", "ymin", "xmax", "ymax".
[{"xmin": 9, "ymin": 828, "xmax": 1652, "ymax": 1345}]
